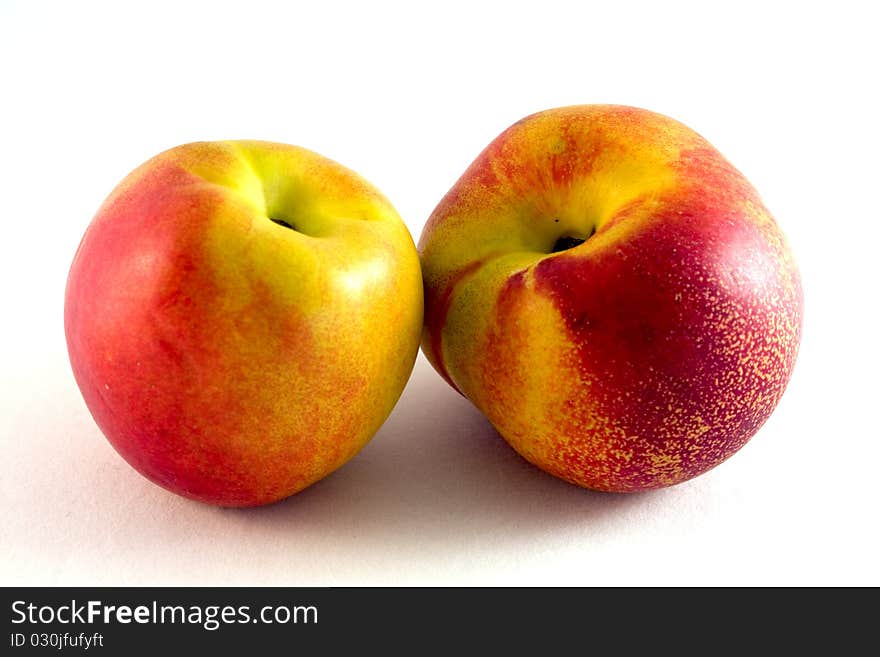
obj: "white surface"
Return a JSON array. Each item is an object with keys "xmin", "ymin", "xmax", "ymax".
[{"xmin": 1, "ymin": 0, "xmax": 878, "ymax": 586}]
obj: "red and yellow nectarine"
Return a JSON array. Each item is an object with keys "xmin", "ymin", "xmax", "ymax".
[
  {"xmin": 66, "ymin": 141, "xmax": 423, "ymax": 506},
  {"xmin": 419, "ymin": 105, "xmax": 802, "ymax": 492}
]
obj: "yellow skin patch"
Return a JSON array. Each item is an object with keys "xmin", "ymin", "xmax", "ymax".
[{"xmin": 420, "ymin": 105, "xmax": 802, "ymax": 492}]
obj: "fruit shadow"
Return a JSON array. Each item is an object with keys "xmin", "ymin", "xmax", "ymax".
[{"xmin": 236, "ymin": 356, "xmax": 655, "ymax": 553}]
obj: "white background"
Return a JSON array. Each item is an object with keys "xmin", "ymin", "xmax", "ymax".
[{"xmin": 2, "ymin": 0, "xmax": 878, "ymax": 585}]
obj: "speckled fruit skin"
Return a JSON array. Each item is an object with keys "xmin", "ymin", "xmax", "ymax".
[
  {"xmin": 65, "ymin": 141, "xmax": 423, "ymax": 507},
  {"xmin": 419, "ymin": 105, "xmax": 802, "ymax": 492}
]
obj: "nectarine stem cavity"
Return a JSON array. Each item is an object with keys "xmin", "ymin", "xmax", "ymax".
[
  {"xmin": 269, "ymin": 217, "xmax": 296, "ymax": 231},
  {"xmin": 551, "ymin": 226, "xmax": 595, "ymax": 253}
]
